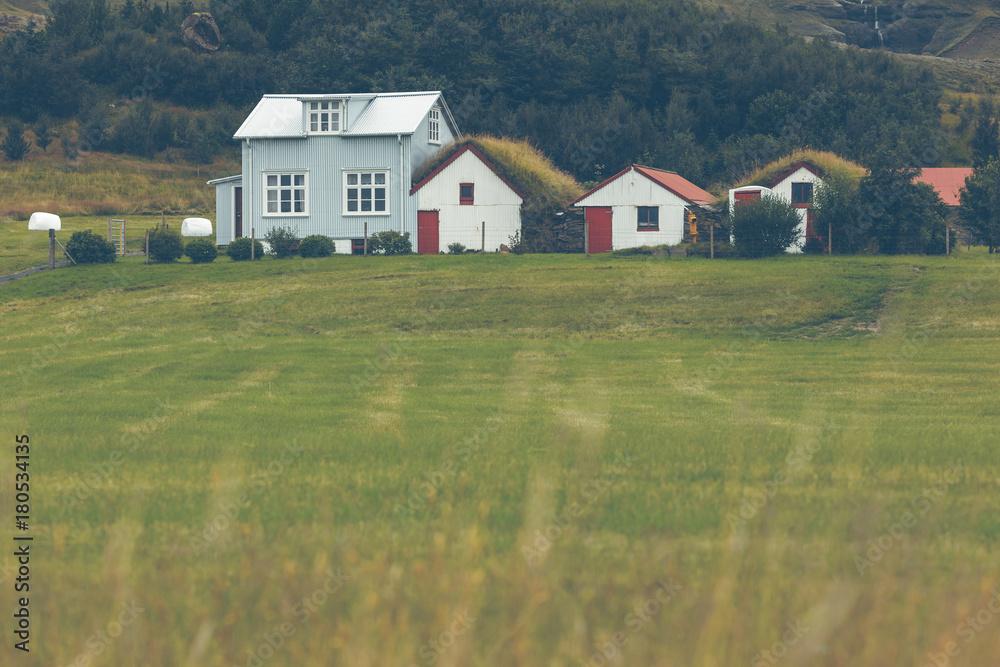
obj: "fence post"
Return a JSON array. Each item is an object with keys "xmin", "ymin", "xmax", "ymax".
[
  {"xmin": 145, "ymin": 229, "xmax": 150, "ymax": 264},
  {"xmin": 107, "ymin": 218, "xmax": 112, "ymax": 243},
  {"xmin": 482, "ymin": 223, "xmax": 485, "ymax": 252},
  {"xmin": 710, "ymin": 223, "xmax": 715, "ymax": 260},
  {"xmin": 251, "ymin": 227, "xmax": 255, "ymax": 260},
  {"xmin": 49, "ymin": 229, "xmax": 55, "ymax": 270},
  {"xmin": 364, "ymin": 222, "xmax": 368, "ymax": 256}
]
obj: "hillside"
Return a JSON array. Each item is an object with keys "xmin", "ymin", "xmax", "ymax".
[{"xmin": 0, "ymin": 0, "xmax": 949, "ymax": 191}]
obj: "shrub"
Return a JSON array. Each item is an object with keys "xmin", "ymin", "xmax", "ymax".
[
  {"xmin": 298, "ymin": 235, "xmax": 335, "ymax": 258},
  {"xmin": 264, "ymin": 226, "xmax": 299, "ymax": 258},
  {"xmin": 226, "ymin": 237, "xmax": 264, "ymax": 261},
  {"xmin": 447, "ymin": 242, "xmax": 466, "ymax": 254},
  {"xmin": 148, "ymin": 226, "xmax": 185, "ymax": 263},
  {"xmin": 803, "ymin": 235, "xmax": 826, "ymax": 254},
  {"xmin": 368, "ymin": 230, "xmax": 412, "ymax": 255},
  {"xmin": 727, "ymin": 196, "xmax": 802, "ymax": 257},
  {"xmin": 507, "ymin": 230, "xmax": 527, "ymax": 254},
  {"xmin": 185, "ymin": 238, "xmax": 218, "ymax": 263},
  {"xmin": 65, "ymin": 229, "xmax": 116, "ymax": 264}
]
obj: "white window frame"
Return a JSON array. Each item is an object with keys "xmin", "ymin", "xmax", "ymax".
[
  {"xmin": 343, "ymin": 169, "xmax": 390, "ymax": 216},
  {"xmin": 263, "ymin": 171, "xmax": 308, "ymax": 217},
  {"xmin": 428, "ymin": 106, "xmax": 441, "ymax": 145},
  {"xmin": 307, "ymin": 100, "xmax": 342, "ymax": 135}
]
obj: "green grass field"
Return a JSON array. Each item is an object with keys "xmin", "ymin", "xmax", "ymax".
[{"xmin": 1, "ymin": 243, "xmax": 999, "ymax": 666}]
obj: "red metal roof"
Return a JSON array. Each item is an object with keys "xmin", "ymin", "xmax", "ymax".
[
  {"xmin": 914, "ymin": 168, "xmax": 972, "ymax": 206},
  {"xmin": 571, "ymin": 165, "xmax": 713, "ymax": 206}
]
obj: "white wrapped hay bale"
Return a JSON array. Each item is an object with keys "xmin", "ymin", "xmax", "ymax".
[
  {"xmin": 28, "ymin": 212, "xmax": 61, "ymax": 231},
  {"xmin": 181, "ymin": 217, "xmax": 213, "ymax": 237}
]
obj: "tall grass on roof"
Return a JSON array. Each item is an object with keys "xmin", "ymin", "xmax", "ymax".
[
  {"xmin": 736, "ymin": 149, "xmax": 867, "ymax": 189},
  {"xmin": 413, "ymin": 135, "xmax": 585, "ymax": 209}
]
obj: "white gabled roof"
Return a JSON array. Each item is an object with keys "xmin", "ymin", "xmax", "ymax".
[
  {"xmin": 234, "ymin": 97, "xmax": 304, "ymax": 139},
  {"xmin": 233, "ymin": 91, "xmax": 460, "ymax": 139}
]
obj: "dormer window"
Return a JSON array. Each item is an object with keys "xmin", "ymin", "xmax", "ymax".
[
  {"xmin": 308, "ymin": 100, "xmax": 341, "ymax": 134},
  {"xmin": 428, "ymin": 106, "xmax": 441, "ymax": 144}
]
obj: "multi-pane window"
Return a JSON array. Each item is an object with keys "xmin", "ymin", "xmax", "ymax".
[
  {"xmin": 428, "ymin": 107, "xmax": 441, "ymax": 144},
  {"xmin": 791, "ymin": 182, "xmax": 813, "ymax": 205},
  {"xmin": 460, "ymin": 183, "xmax": 474, "ymax": 205},
  {"xmin": 345, "ymin": 171, "xmax": 388, "ymax": 214},
  {"xmin": 637, "ymin": 206, "xmax": 659, "ymax": 230},
  {"xmin": 265, "ymin": 173, "xmax": 307, "ymax": 215},
  {"xmin": 309, "ymin": 101, "xmax": 340, "ymax": 134}
]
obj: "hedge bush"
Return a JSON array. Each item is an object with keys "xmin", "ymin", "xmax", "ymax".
[
  {"xmin": 226, "ymin": 237, "xmax": 264, "ymax": 261},
  {"xmin": 298, "ymin": 235, "xmax": 335, "ymax": 258},
  {"xmin": 185, "ymin": 238, "xmax": 218, "ymax": 263},
  {"xmin": 148, "ymin": 226, "xmax": 185, "ymax": 263},
  {"xmin": 65, "ymin": 229, "xmax": 116, "ymax": 264},
  {"xmin": 264, "ymin": 226, "xmax": 298, "ymax": 258},
  {"xmin": 727, "ymin": 196, "xmax": 802, "ymax": 257},
  {"xmin": 447, "ymin": 242, "xmax": 466, "ymax": 254},
  {"xmin": 368, "ymin": 230, "xmax": 412, "ymax": 255}
]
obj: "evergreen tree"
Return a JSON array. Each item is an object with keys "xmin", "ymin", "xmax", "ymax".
[
  {"xmin": 1, "ymin": 122, "xmax": 30, "ymax": 161},
  {"xmin": 970, "ymin": 101, "xmax": 999, "ymax": 169},
  {"xmin": 959, "ymin": 158, "xmax": 1000, "ymax": 253}
]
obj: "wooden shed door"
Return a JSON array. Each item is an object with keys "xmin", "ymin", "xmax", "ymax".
[
  {"xmin": 734, "ymin": 190, "xmax": 760, "ymax": 207},
  {"xmin": 234, "ymin": 187, "xmax": 243, "ymax": 238},
  {"xmin": 586, "ymin": 207, "xmax": 613, "ymax": 253},
  {"xmin": 418, "ymin": 210, "xmax": 439, "ymax": 255}
]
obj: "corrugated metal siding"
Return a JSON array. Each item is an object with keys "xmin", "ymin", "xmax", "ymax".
[
  {"xmin": 215, "ymin": 181, "xmax": 236, "ymax": 245},
  {"xmin": 410, "ymin": 104, "xmax": 457, "ymax": 170},
  {"xmin": 242, "ymin": 134, "xmax": 418, "ymax": 242},
  {"xmin": 416, "ymin": 150, "xmax": 521, "ymax": 252}
]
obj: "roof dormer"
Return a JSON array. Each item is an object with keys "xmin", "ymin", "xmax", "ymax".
[{"xmin": 304, "ymin": 99, "xmax": 343, "ymax": 135}]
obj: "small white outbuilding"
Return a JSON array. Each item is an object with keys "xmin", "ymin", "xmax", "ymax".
[{"xmin": 409, "ymin": 144, "xmax": 525, "ymax": 254}]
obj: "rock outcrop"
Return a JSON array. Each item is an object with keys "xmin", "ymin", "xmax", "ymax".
[{"xmin": 181, "ymin": 13, "xmax": 220, "ymax": 53}]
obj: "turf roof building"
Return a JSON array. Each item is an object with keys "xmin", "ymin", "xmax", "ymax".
[
  {"xmin": 570, "ymin": 165, "xmax": 713, "ymax": 253},
  {"xmin": 208, "ymin": 91, "xmax": 461, "ymax": 251},
  {"xmin": 728, "ymin": 159, "xmax": 826, "ymax": 253},
  {"xmin": 409, "ymin": 143, "xmax": 525, "ymax": 254}
]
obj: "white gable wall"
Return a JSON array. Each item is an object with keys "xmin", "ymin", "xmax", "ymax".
[
  {"xmin": 771, "ymin": 166, "xmax": 823, "ymax": 253},
  {"xmin": 575, "ymin": 169, "xmax": 690, "ymax": 248},
  {"xmin": 415, "ymin": 150, "xmax": 523, "ymax": 252}
]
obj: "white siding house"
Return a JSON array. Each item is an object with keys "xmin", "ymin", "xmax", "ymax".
[
  {"xmin": 728, "ymin": 161, "xmax": 824, "ymax": 253},
  {"xmin": 570, "ymin": 165, "xmax": 713, "ymax": 252},
  {"xmin": 208, "ymin": 91, "xmax": 461, "ymax": 252},
  {"xmin": 409, "ymin": 144, "xmax": 524, "ymax": 253}
]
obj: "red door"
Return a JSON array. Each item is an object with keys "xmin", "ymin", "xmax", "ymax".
[
  {"xmin": 234, "ymin": 187, "xmax": 243, "ymax": 238},
  {"xmin": 734, "ymin": 190, "xmax": 761, "ymax": 207},
  {"xmin": 586, "ymin": 207, "xmax": 613, "ymax": 253},
  {"xmin": 417, "ymin": 210, "xmax": 439, "ymax": 255}
]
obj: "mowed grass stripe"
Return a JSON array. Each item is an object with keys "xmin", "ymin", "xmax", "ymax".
[{"xmin": 1, "ymin": 250, "xmax": 999, "ymax": 665}]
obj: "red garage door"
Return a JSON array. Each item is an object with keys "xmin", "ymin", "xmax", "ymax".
[
  {"xmin": 734, "ymin": 190, "xmax": 761, "ymax": 207},
  {"xmin": 417, "ymin": 210, "xmax": 439, "ymax": 255},
  {"xmin": 586, "ymin": 207, "xmax": 613, "ymax": 254}
]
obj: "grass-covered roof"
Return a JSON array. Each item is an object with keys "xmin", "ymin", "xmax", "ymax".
[
  {"xmin": 714, "ymin": 149, "xmax": 867, "ymax": 207},
  {"xmin": 412, "ymin": 135, "xmax": 584, "ymax": 209},
  {"xmin": 739, "ymin": 149, "xmax": 866, "ymax": 188}
]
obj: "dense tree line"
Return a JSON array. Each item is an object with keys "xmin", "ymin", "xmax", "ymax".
[{"xmin": 0, "ymin": 0, "xmax": 943, "ymax": 183}]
